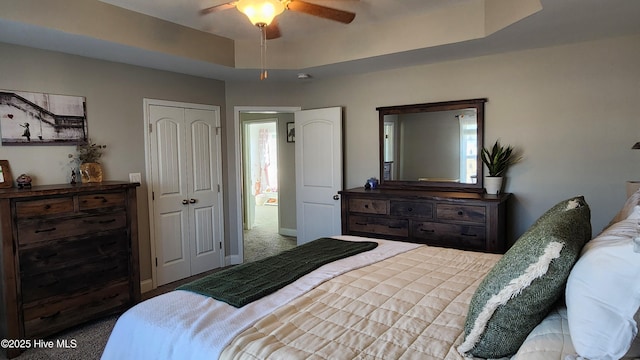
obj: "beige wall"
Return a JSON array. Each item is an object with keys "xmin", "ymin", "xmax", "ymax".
[
  {"xmin": 0, "ymin": 42, "xmax": 226, "ymax": 281},
  {"xmin": 226, "ymin": 34, "xmax": 640, "ymax": 245}
]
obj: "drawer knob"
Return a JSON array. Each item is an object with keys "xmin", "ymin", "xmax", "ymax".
[
  {"xmin": 40, "ymin": 311, "xmax": 61, "ymax": 320},
  {"xmin": 364, "ymin": 204, "xmax": 369, "ymax": 208},
  {"xmin": 44, "ymin": 204, "xmax": 51, "ymax": 210},
  {"xmin": 103, "ymin": 293, "xmax": 120, "ymax": 300},
  {"xmin": 83, "ymin": 218, "xmax": 116, "ymax": 225},
  {"xmin": 38, "ymin": 279, "xmax": 60, "ymax": 288},
  {"xmin": 408, "ymin": 207, "xmax": 413, "ymax": 212},
  {"xmin": 103, "ymin": 265, "xmax": 119, "ymax": 273},
  {"xmin": 458, "ymin": 211, "xmax": 464, "ymax": 216},
  {"xmin": 420, "ymin": 228, "xmax": 435, "ymax": 233},
  {"xmin": 36, "ymin": 252, "xmax": 58, "ymax": 260},
  {"xmin": 35, "ymin": 227, "xmax": 57, "ymax": 233}
]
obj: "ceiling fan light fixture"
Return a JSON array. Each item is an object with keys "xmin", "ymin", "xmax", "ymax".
[{"xmin": 236, "ymin": 0, "xmax": 285, "ymax": 26}]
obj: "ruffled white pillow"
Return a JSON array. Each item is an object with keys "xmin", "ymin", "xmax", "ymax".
[{"xmin": 565, "ymin": 206, "xmax": 640, "ymax": 360}]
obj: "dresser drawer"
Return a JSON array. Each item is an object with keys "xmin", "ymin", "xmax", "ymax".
[
  {"xmin": 15, "ymin": 197, "xmax": 75, "ymax": 218},
  {"xmin": 436, "ymin": 204, "xmax": 486, "ymax": 223},
  {"xmin": 21, "ymin": 254, "xmax": 129, "ymax": 303},
  {"xmin": 20, "ymin": 232, "xmax": 128, "ymax": 276},
  {"xmin": 17, "ymin": 212, "xmax": 127, "ymax": 245},
  {"xmin": 348, "ymin": 198, "xmax": 388, "ymax": 214},
  {"xmin": 23, "ymin": 281, "xmax": 131, "ymax": 339},
  {"xmin": 348, "ymin": 215, "xmax": 408, "ymax": 237},
  {"xmin": 78, "ymin": 192, "xmax": 125, "ymax": 210},
  {"xmin": 413, "ymin": 221, "xmax": 486, "ymax": 250},
  {"xmin": 390, "ymin": 201, "xmax": 433, "ymax": 218}
]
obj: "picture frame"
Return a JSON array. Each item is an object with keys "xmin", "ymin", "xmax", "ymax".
[
  {"xmin": 0, "ymin": 160, "xmax": 13, "ymax": 188},
  {"xmin": 1, "ymin": 90, "xmax": 88, "ymax": 146},
  {"xmin": 286, "ymin": 122, "xmax": 295, "ymax": 143}
]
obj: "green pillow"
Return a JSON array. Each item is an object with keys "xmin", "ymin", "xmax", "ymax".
[{"xmin": 458, "ymin": 196, "xmax": 591, "ymax": 358}]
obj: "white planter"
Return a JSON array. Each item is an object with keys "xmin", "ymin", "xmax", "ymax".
[{"xmin": 485, "ymin": 176, "xmax": 504, "ymax": 195}]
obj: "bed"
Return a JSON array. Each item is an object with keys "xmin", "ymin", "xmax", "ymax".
[{"xmin": 102, "ymin": 193, "xmax": 640, "ymax": 360}]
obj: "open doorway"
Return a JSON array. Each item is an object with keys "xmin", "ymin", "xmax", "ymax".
[{"xmin": 241, "ymin": 112, "xmax": 296, "ymax": 262}]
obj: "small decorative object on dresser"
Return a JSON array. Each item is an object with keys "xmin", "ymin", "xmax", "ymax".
[
  {"xmin": 69, "ymin": 139, "xmax": 106, "ymax": 183},
  {"xmin": 15, "ymin": 173, "xmax": 32, "ymax": 189},
  {"xmin": 481, "ymin": 139, "xmax": 521, "ymax": 195},
  {"xmin": 0, "ymin": 160, "xmax": 13, "ymax": 188},
  {"xmin": 0, "ymin": 181, "xmax": 140, "ymax": 359}
]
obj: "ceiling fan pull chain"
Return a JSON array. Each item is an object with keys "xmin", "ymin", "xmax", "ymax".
[{"xmin": 260, "ymin": 24, "xmax": 268, "ymax": 80}]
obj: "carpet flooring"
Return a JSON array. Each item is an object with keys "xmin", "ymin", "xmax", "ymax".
[
  {"xmin": 3, "ymin": 205, "xmax": 295, "ymax": 360},
  {"xmin": 243, "ymin": 204, "xmax": 296, "ymax": 263}
]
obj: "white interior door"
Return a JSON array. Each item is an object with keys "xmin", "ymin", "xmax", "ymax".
[
  {"xmin": 185, "ymin": 109, "xmax": 223, "ymax": 275},
  {"xmin": 150, "ymin": 105, "xmax": 190, "ymax": 285},
  {"xmin": 149, "ymin": 103, "xmax": 223, "ymax": 286},
  {"xmin": 295, "ymin": 107, "xmax": 343, "ymax": 245}
]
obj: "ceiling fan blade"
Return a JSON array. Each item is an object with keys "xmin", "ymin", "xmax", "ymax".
[
  {"xmin": 199, "ymin": 2, "xmax": 237, "ymax": 16},
  {"xmin": 265, "ymin": 19, "xmax": 282, "ymax": 40},
  {"xmin": 287, "ymin": 0, "xmax": 356, "ymax": 24}
]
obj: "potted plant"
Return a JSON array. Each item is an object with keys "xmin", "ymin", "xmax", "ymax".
[
  {"xmin": 481, "ymin": 139, "xmax": 520, "ymax": 195},
  {"xmin": 69, "ymin": 139, "xmax": 107, "ymax": 183}
]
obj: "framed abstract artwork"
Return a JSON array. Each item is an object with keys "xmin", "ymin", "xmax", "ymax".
[{"xmin": 0, "ymin": 90, "xmax": 88, "ymax": 145}]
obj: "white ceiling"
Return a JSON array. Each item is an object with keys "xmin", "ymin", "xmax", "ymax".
[{"xmin": 1, "ymin": 0, "xmax": 640, "ymax": 82}]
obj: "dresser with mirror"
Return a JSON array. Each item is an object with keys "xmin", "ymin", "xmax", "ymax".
[{"xmin": 340, "ymin": 98, "xmax": 511, "ymax": 253}]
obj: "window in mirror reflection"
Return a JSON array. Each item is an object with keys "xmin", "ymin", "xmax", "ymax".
[
  {"xmin": 382, "ymin": 108, "xmax": 478, "ymax": 184},
  {"xmin": 458, "ymin": 111, "xmax": 478, "ymax": 184}
]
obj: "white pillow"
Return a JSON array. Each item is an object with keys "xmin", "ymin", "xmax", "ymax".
[
  {"xmin": 513, "ymin": 304, "xmax": 576, "ymax": 360},
  {"xmin": 566, "ymin": 206, "xmax": 640, "ymax": 360}
]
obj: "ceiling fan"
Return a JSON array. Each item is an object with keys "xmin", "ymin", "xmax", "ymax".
[
  {"xmin": 201, "ymin": 0, "xmax": 357, "ymax": 80},
  {"xmin": 200, "ymin": 0, "xmax": 358, "ymax": 40}
]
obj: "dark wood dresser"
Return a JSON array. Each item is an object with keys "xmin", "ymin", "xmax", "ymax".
[
  {"xmin": 0, "ymin": 182, "xmax": 139, "ymax": 358},
  {"xmin": 340, "ymin": 187, "xmax": 511, "ymax": 254}
]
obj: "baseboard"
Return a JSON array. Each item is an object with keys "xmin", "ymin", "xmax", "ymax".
[
  {"xmin": 140, "ymin": 278, "xmax": 153, "ymax": 293},
  {"xmin": 279, "ymin": 227, "xmax": 297, "ymax": 237},
  {"xmin": 227, "ymin": 254, "xmax": 242, "ymax": 265}
]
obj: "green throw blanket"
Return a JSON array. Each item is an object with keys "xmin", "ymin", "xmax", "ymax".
[{"xmin": 177, "ymin": 237, "xmax": 378, "ymax": 307}]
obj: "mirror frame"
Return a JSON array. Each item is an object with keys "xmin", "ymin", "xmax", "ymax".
[{"xmin": 377, "ymin": 98, "xmax": 487, "ymax": 192}]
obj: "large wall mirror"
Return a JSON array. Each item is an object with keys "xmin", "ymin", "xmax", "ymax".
[{"xmin": 378, "ymin": 98, "xmax": 486, "ymax": 192}]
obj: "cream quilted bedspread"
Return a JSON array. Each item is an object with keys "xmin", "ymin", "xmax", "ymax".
[{"xmin": 221, "ymin": 246, "xmax": 501, "ymax": 360}]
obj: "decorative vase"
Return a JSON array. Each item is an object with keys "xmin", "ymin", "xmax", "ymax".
[
  {"xmin": 79, "ymin": 162, "xmax": 103, "ymax": 183},
  {"xmin": 484, "ymin": 176, "xmax": 503, "ymax": 195}
]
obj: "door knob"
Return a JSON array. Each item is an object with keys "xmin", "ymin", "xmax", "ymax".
[
  {"xmin": 189, "ymin": 199, "xmax": 197, "ymax": 204},
  {"xmin": 333, "ymin": 195, "xmax": 340, "ymax": 200},
  {"xmin": 182, "ymin": 199, "xmax": 189, "ymax": 205}
]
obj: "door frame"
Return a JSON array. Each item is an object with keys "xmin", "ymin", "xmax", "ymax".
[
  {"xmin": 233, "ymin": 106, "xmax": 300, "ymax": 264},
  {"xmin": 144, "ymin": 98, "xmax": 224, "ymax": 290}
]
